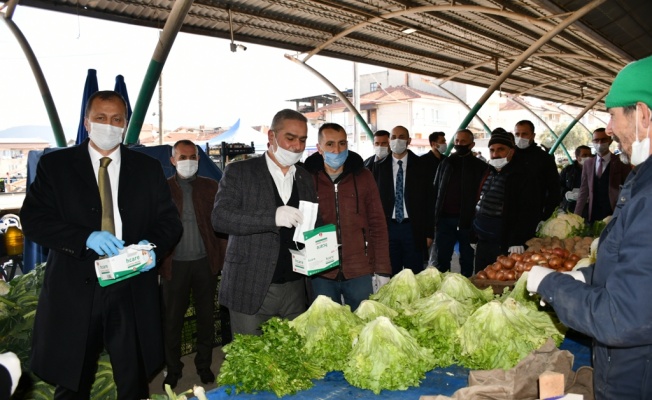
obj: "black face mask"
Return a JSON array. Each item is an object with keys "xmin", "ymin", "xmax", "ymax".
[{"xmin": 454, "ymin": 144, "xmax": 471, "ymax": 155}]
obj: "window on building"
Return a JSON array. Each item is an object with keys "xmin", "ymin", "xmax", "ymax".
[{"xmin": 370, "ymin": 82, "xmax": 378, "ymax": 92}]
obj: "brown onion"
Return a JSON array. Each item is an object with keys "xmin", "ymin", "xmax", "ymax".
[
  {"xmin": 495, "ymin": 270, "xmax": 506, "ymax": 281},
  {"xmin": 510, "ymin": 253, "xmax": 524, "ymax": 262},
  {"xmin": 505, "ymin": 270, "xmax": 516, "ymax": 281},
  {"xmin": 491, "ymin": 262, "xmax": 503, "ymax": 271},
  {"xmin": 476, "ymin": 271, "xmax": 488, "ymax": 279},
  {"xmin": 563, "ymin": 259, "xmax": 576, "ymax": 271},
  {"xmin": 486, "ymin": 269, "xmax": 497, "ymax": 280},
  {"xmin": 500, "ymin": 257, "xmax": 516, "ymax": 269},
  {"xmin": 548, "ymin": 256, "xmax": 563, "ymax": 269}
]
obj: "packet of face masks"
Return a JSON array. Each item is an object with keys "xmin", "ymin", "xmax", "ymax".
[{"xmin": 94, "ymin": 243, "xmax": 156, "ymax": 287}]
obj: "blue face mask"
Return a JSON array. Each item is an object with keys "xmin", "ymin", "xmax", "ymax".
[{"xmin": 323, "ymin": 149, "xmax": 348, "ymax": 170}]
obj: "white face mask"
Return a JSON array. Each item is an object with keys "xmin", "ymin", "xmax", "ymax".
[
  {"xmin": 515, "ymin": 136, "xmax": 530, "ymax": 149},
  {"xmin": 437, "ymin": 143, "xmax": 448, "ymax": 154},
  {"xmin": 89, "ymin": 122, "xmax": 124, "ymax": 151},
  {"xmin": 390, "ymin": 138, "xmax": 407, "ymax": 155},
  {"xmin": 631, "ymin": 106, "xmax": 651, "ymax": 166},
  {"xmin": 577, "ymin": 157, "xmax": 585, "ymax": 166},
  {"xmin": 176, "ymin": 159, "xmax": 198, "ymax": 178},
  {"xmin": 272, "ymin": 137, "xmax": 303, "ymax": 167},
  {"xmin": 593, "ymin": 142, "xmax": 610, "ymax": 155},
  {"xmin": 488, "ymin": 157, "xmax": 509, "ymax": 170},
  {"xmin": 374, "ymin": 146, "xmax": 389, "ymax": 160}
]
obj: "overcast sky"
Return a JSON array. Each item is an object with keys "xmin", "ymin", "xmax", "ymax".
[{"xmin": 1, "ymin": 6, "xmax": 384, "ymax": 140}]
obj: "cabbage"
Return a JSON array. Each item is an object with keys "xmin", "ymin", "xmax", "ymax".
[
  {"xmin": 289, "ymin": 295, "xmax": 362, "ymax": 371},
  {"xmin": 438, "ymin": 273, "xmax": 494, "ymax": 307},
  {"xmin": 343, "ymin": 316, "xmax": 436, "ymax": 394},
  {"xmin": 538, "ymin": 210, "xmax": 586, "ymax": 238},
  {"xmin": 415, "ymin": 267, "xmax": 444, "ymax": 297},
  {"xmin": 501, "ymin": 271, "xmax": 539, "ymax": 310},
  {"xmin": 369, "ymin": 268, "xmax": 421, "ymax": 310},
  {"xmin": 458, "ymin": 298, "xmax": 566, "ymax": 370},
  {"xmin": 354, "ymin": 299, "xmax": 398, "ymax": 323},
  {"xmin": 407, "ymin": 292, "xmax": 475, "ymax": 367}
]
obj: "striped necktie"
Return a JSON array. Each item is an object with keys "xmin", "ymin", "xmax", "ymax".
[{"xmin": 395, "ymin": 160, "xmax": 404, "ymax": 222}]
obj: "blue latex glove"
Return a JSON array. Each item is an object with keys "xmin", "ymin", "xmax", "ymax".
[
  {"xmin": 138, "ymin": 240, "xmax": 157, "ymax": 272},
  {"xmin": 86, "ymin": 231, "xmax": 124, "ymax": 257}
]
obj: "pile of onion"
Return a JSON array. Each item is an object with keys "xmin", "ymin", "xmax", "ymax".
[{"xmin": 475, "ymin": 247, "xmax": 581, "ymax": 281}]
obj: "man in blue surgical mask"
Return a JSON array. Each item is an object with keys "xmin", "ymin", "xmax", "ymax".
[
  {"xmin": 303, "ymin": 123, "xmax": 390, "ymax": 310},
  {"xmin": 212, "ymin": 109, "xmax": 319, "ymax": 336},
  {"xmin": 20, "ymin": 90, "xmax": 182, "ymax": 398}
]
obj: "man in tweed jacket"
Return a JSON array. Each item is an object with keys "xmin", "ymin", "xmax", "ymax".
[{"xmin": 211, "ymin": 109, "xmax": 319, "ymax": 335}]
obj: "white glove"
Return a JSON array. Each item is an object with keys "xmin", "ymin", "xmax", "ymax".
[
  {"xmin": 372, "ymin": 274, "xmax": 390, "ymax": 294},
  {"xmin": 0, "ymin": 351, "xmax": 21, "ymax": 396},
  {"xmin": 536, "ymin": 221, "xmax": 545, "ymax": 231},
  {"xmin": 526, "ymin": 266, "xmax": 555, "ymax": 293},
  {"xmin": 275, "ymin": 206, "xmax": 303, "ymax": 228},
  {"xmin": 562, "ymin": 270, "xmax": 586, "ymax": 283},
  {"xmin": 565, "ymin": 188, "xmax": 580, "ymax": 201},
  {"xmin": 508, "ymin": 246, "xmax": 524, "ymax": 254}
]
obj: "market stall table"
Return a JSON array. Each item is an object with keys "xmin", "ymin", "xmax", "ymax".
[{"xmin": 203, "ymin": 334, "xmax": 591, "ymax": 399}]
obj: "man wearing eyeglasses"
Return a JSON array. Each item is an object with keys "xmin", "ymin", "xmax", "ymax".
[{"xmin": 574, "ymin": 128, "xmax": 632, "ymax": 223}]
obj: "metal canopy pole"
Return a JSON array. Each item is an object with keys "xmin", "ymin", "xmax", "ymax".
[
  {"xmin": 285, "ymin": 55, "xmax": 373, "ymax": 140},
  {"xmin": 1, "ymin": 13, "xmax": 67, "ymax": 147},
  {"xmin": 556, "ymin": 105, "xmax": 593, "ymax": 135},
  {"xmin": 421, "ymin": 78, "xmax": 492, "ymax": 137},
  {"xmin": 456, "ymin": 0, "xmax": 606, "ymax": 132},
  {"xmin": 124, "ymin": 0, "xmax": 194, "ymax": 144},
  {"xmin": 550, "ymin": 87, "xmax": 609, "ymax": 153},
  {"xmin": 508, "ymin": 95, "xmax": 572, "ymax": 161}
]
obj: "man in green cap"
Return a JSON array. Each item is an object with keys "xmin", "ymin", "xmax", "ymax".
[{"xmin": 526, "ymin": 55, "xmax": 652, "ymax": 399}]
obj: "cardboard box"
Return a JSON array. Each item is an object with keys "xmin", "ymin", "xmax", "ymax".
[
  {"xmin": 290, "ymin": 224, "xmax": 340, "ymax": 276},
  {"xmin": 94, "ymin": 245, "xmax": 153, "ymax": 287}
]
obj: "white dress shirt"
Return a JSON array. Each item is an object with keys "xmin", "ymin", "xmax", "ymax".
[
  {"xmin": 88, "ymin": 145, "xmax": 123, "ymax": 239},
  {"xmin": 265, "ymin": 152, "xmax": 296, "ymax": 204}
]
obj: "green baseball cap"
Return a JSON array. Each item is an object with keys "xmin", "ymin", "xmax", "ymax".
[{"xmin": 605, "ymin": 55, "xmax": 652, "ymax": 109}]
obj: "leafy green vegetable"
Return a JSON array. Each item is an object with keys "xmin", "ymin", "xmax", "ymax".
[
  {"xmin": 369, "ymin": 268, "xmax": 421, "ymax": 310},
  {"xmin": 407, "ymin": 292, "xmax": 475, "ymax": 367},
  {"xmin": 458, "ymin": 298, "xmax": 566, "ymax": 370},
  {"xmin": 501, "ymin": 271, "xmax": 539, "ymax": 310},
  {"xmin": 218, "ymin": 318, "xmax": 324, "ymax": 397},
  {"xmin": 438, "ymin": 273, "xmax": 494, "ymax": 307},
  {"xmin": 343, "ymin": 316, "xmax": 436, "ymax": 394},
  {"xmin": 289, "ymin": 295, "xmax": 361, "ymax": 372},
  {"xmin": 354, "ymin": 299, "xmax": 398, "ymax": 323},
  {"xmin": 415, "ymin": 267, "xmax": 443, "ymax": 297}
]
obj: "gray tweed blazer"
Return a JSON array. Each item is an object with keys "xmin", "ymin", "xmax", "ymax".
[{"xmin": 211, "ymin": 155, "xmax": 318, "ymax": 314}]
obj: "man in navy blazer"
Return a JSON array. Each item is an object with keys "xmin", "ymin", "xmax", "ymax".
[
  {"xmin": 371, "ymin": 125, "xmax": 434, "ymax": 275},
  {"xmin": 21, "ymin": 91, "xmax": 182, "ymax": 399},
  {"xmin": 212, "ymin": 109, "xmax": 319, "ymax": 336}
]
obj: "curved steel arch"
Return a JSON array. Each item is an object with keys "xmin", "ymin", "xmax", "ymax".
[
  {"xmin": 302, "ymin": 5, "xmax": 555, "ymax": 62},
  {"xmin": 550, "ymin": 87, "xmax": 610, "ymax": 154},
  {"xmin": 516, "ymin": 74, "xmax": 613, "ymax": 97}
]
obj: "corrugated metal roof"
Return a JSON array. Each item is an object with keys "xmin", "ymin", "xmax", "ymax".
[{"xmin": 8, "ymin": 0, "xmax": 652, "ymax": 111}]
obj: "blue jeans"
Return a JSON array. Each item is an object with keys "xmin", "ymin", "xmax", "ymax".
[
  {"xmin": 435, "ymin": 216, "xmax": 475, "ymax": 277},
  {"xmin": 310, "ymin": 275, "xmax": 373, "ymax": 311},
  {"xmin": 388, "ymin": 220, "xmax": 424, "ymax": 275}
]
